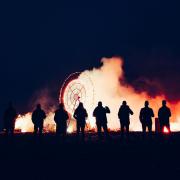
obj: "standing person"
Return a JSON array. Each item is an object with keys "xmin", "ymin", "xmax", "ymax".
[
  {"xmin": 158, "ymin": 100, "xmax": 171, "ymax": 133},
  {"xmin": 3, "ymin": 102, "xmax": 17, "ymax": 135},
  {"xmin": 73, "ymin": 102, "xmax": 88, "ymax": 139},
  {"xmin": 118, "ymin": 101, "xmax": 133, "ymax": 135},
  {"xmin": 139, "ymin": 101, "xmax": 154, "ymax": 134},
  {"xmin": 32, "ymin": 104, "xmax": 46, "ymax": 135},
  {"xmin": 93, "ymin": 101, "xmax": 110, "ymax": 139},
  {"xmin": 54, "ymin": 103, "xmax": 69, "ymax": 136}
]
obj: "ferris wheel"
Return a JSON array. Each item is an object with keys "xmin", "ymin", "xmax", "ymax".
[{"xmin": 60, "ymin": 72, "xmax": 95, "ymax": 126}]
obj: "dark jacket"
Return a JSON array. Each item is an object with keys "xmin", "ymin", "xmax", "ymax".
[
  {"xmin": 3, "ymin": 107, "xmax": 17, "ymax": 128},
  {"xmin": 139, "ymin": 107, "xmax": 154, "ymax": 124},
  {"xmin": 158, "ymin": 106, "xmax": 171, "ymax": 125},
  {"xmin": 73, "ymin": 107, "xmax": 88, "ymax": 125},
  {"xmin": 54, "ymin": 109, "xmax": 69, "ymax": 125},
  {"xmin": 118, "ymin": 105, "xmax": 133, "ymax": 124},
  {"xmin": 32, "ymin": 109, "xmax": 46, "ymax": 126},
  {"xmin": 93, "ymin": 106, "xmax": 110, "ymax": 125}
]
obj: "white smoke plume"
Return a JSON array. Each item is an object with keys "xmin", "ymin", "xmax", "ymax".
[{"xmin": 15, "ymin": 57, "xmax": 180, "ymax": 132}]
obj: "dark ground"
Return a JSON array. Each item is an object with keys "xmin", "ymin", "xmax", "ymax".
[{"xmin": 0, "ymin": 132, "xmax": 179, "ymax": 180}]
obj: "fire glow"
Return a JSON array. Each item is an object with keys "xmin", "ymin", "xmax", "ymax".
[
  {"xmin": 163, "ymin": 126, "xmax": 170, "ymax": 134},
  {"xmin": 15, "ymin": 57, "xmax": 180, "ymax": 133}
]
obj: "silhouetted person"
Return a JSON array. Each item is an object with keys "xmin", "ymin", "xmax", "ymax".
[
  {"xmin": 54, "ymin": 103, "xmax": 69, "ymax": 136},
  {"xmin": 93, "ymin": 101, "xmax": 110, "ymax": 139},
  {"xmin": 3, "ymin": 102, "xmax": 17, "ymax": 135},
  {"xmin": 158, "ymin": 100, "xmax": 171, "ymax": 133},
  {"xmin": 139, "ymin": 101, "xmax": 154, "ymax": 134},
  {"xmin": 32, "ymin": 104, "xmax": 46, "ymax": 135},
  {"xmin": 118, "ymin": 101, "xmax": 133, "ymax": 135},
  {"xmin": 73, "ymin": 102, "xmax": 88, "ymax": 139}
]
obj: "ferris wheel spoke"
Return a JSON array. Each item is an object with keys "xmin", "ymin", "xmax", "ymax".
[{"xmin": 69, "ymin": 86, "xmax": 76, "ymax": 96}]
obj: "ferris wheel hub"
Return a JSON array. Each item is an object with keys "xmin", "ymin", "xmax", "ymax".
[{"xmin": 74, "ymin": 94, "xmax": 80, "ymax": 101}]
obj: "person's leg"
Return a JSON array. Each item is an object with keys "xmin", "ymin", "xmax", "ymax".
[
  {"xmin": 142, "ymin": 123, "xmax": 146, "ymax": 137},
  {"xmin": 126, "ymin": 124, "xmax": 130, "ymax": 135},
  {"xmin": 34, "ymin": 125, "xmax": 38, "ymax": 134},
  {"xmin": 121, "ymin": 123, "xmax": 125, "ymax": 134},
  {"xmin": 81, "ymin": 125, "xmax": 85, "ymax": 140},
  {"xmin": 103, "ymin": 124, "xmax": 109, "ymax": 138},
  {"xmin": 39, "ymin": 124, "xmax": 43, "ymax": 135},
  {"xmin": 56, "ymin": 124, "xmax": 60, "ymax": 135},
  {"xmin": 97, "ymin": 124, "xmax": 102, "ymax": 139},
  {"xmin": 142, "ymin": 123, "xmax": 146, "ymax": 133},
  {"xmin": 62, "ymin": 124, "xmax": 67, "ymax": 137},
  {"xmin": 166, "ymin": 123, "xmax": 171, "ymax": 132},
  {"xmin": 148, "ymin": 123, "xmax": 152, "ymax": 134},
  {"xmin": 10, "ymin": 126, "xmax": 14, "ymax": 135},
  {"xmin": 77, "ymin": 123, "xmax": 80, "ymax": 136},
  {"xmin": 159, "ymin": 121, "xmax": 164, "ymax": 133}
]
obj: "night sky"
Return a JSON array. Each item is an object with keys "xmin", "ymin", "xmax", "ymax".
[{"xmin": 0, "ymin": 1, "xmax": 180, "ymax": 117}]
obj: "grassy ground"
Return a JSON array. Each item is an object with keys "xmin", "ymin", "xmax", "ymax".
[{"xmin": 0, "ymin": 132, "xmax": 179, "ymax": 179}]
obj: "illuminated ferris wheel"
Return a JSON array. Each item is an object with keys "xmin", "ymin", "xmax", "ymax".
[{"xmin": 60, "ymin": 72, "xmax": 95, "ymax": 126}]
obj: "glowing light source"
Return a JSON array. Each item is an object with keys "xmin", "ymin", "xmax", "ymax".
[
  {"xmin": 67, "ymin": 125, "xmax": 73, "ymax": 134},
  {"xmin": 163, "ymin": 126, "xmax": 170, "ymax": 134}
]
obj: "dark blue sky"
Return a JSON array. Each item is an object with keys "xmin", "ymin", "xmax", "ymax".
[{"xmin": 0, "ymin": 0, "xmax": 180, "ymax": 115}]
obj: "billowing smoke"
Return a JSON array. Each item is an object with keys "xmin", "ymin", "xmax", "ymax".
[
  {"xmin": 78, "ymin": 57, "xmax": 180, "ymax": 131},
  {"xmin": 15, "ymin": 57, "xmax": 180, "ymax": 132},
  {"xmin": 15, "ymin": 89, "xmax": 57, "ymax": 133}
]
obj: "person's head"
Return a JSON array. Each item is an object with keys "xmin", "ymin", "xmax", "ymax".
[
  {"xmin": 98, "ymin": 101, "xmax": 102, "ymax": 107},
  {"xmin": 145, "ymin": 101, "xmax": 149, "ymax": 107},
  {"xmin": 37, "ymin": 104, "xmax": 41, "ymax": 109},
  {"xmin": 162, "ymin": 100, "xmax": 166, "ymax": 106},
  {"xmin": 79, "ymin": 102, "xmax": 83, "ymax": 108},
  {"xmin": 122, "ymin": 101, "xmax": 127, "ymax": 106}
]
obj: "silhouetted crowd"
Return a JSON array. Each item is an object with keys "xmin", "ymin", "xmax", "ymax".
[{"xmin": 3, "ymin": 100, "xmax": 171, "ymax": 139}]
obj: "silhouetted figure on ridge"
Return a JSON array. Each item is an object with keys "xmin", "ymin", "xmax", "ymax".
[
  {"xmin": 118, "ymin": 101, "xmax": 133, "ymax": 135},
  {"xmin": 54, "ymin": 103, "xmax": 69, "ymax": 136},
  {"xmin": 158, "ymin": 100, "xmax": 171, "ymax": 133},
  {"xmin": 3, "ymin": 102, "xmax": 17, "ymax": 135},
  {"xmin": 32, "ymin": 104, "xmax": 46, "ymax": 135},
  {"xmin": 139, "ymin": 101, "xmax": 154, "ymax": 134},
  {"xmin": 93, "ymin": 101, "xmax": 110, "ymax": 139},
  {"xmin": 73, "ymin": 102, "xmax": 88, "ymax": 139}
]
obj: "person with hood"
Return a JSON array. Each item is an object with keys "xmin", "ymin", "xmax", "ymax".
[
  {"xmin": 32, "ymin": 104, "xmax": 46, "ymax": 135},
  {"xmin": 93, "ymin": 101, "xmax": 110, "ymax": 139},
  {"xmin": 73, "ymin": 102, "xmax": 88, "ymax": 139},
  {"xmin": 118, "ymin": 101, "xmax": 133, "ymax": 135},
  {"xmin": 3, "ymin": 102, "xmax": 17, "ymax": 135},
  {"xmin": 54, "ymin": 103, "xmax": 69, "ymax": 136}
]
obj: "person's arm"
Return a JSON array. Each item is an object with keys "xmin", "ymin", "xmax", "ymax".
[
  {"xmin": 32, "ymin": 111, "xmax": 35, "ymax": 123},
  {"xmin": 93, "ymin": 108, "xmax": 96, "ymax": 117},
  {"xmin": 139, "ymin": 109, "xmax": 143, "ymax": 122},
  {"xmin": 118, "ymin": 107, "xmax": 121, "ymax": 119},
  {"xmin": 151, "ymin": 109, "xmax": 155, "ymax": 117},
  {"xmin": 168, "ymin": 108, "xmax": 171, "ymax": 117},
  {"xmin": 85, "ymin": 110, "xmax": 88, "ymax": 118},
  {"xmin": 54, "ymin": 111, "xmax": 57, "ymax": 123},
  {"xmin": 158, "ymin": 109, "xmax": 161, "ymax": 119},
  {"xmin": 105, "ymin": 106, "xmax": 110, "ymax": 113},
  {"xmin": 129, "ymin": 108, "xmax": 134, "ymax": 115},
  {"xmin": 65, "ymin": 111, "xmax": 69, "ymax": 120},
  {"xmin": 73, "ymin": 110, "xmax": 77, "ymax": 119},
  {"xmin": 43, "ymin": 111, "xmax": 46, "ymax": 119},
  {"xmin": 14, "ymin": 109, "xmax": 18, "ymax": 119}
]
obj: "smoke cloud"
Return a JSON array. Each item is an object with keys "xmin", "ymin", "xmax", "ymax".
[{"xmin": 15, "ymin": 57, "xmax": 180, "ymax": 132}]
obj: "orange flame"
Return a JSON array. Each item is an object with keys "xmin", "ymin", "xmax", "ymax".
[
  {"xmin": 163, "ymin": 126, "xmax": 170, "ymax": 134},
  {"xmin": 15, "ymin": 57, "xmax": 180, "ymax": 133}
]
